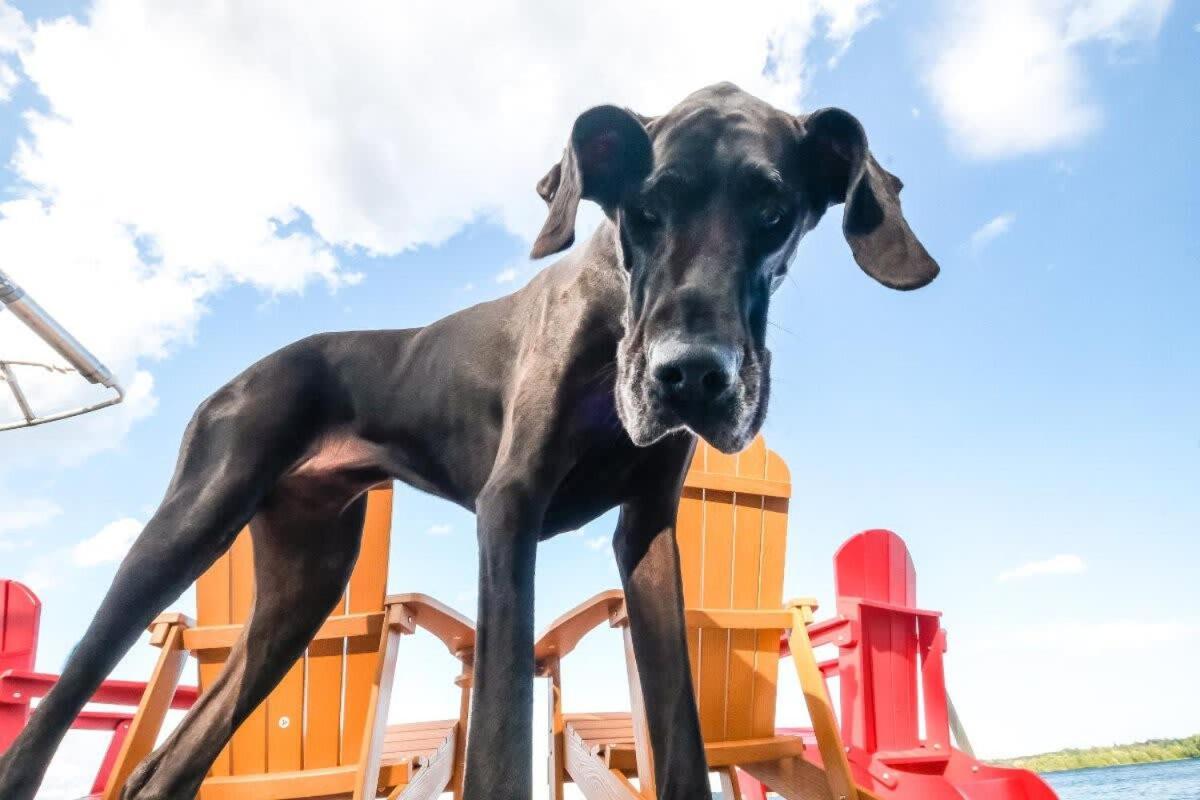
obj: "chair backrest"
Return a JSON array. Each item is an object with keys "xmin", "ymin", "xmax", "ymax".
[
  {"xmin": 0, "ymin": 580, "xmax": 38, "ymax": 676},
  {"xmin": 833, "ymin": 528, "xmax": 916, "ymax": 607},
  {"xmin": 677, "ymin": 436, "xmax": 791, "ymax": 743},
  {"xmin": 0, "ymin": 580, "xmax": 40, "ymax": 751},
  {"xmin": 196, "ymin": 485, "xmax": 393, "ymax": 777},
  {"xmin": 832, "ymin": 529, "xmax": 923, "ymax": 753}
]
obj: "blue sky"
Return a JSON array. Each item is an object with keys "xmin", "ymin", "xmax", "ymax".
[{"xmin": 0, "ymin": 2, "xmax": 1196, "ymax": 797}]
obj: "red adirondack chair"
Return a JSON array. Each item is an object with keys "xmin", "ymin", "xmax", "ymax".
[
  {"xmin": 739, "ymin": 530, "xmax": 1057, "ymax": 800},
  {"xmin": 0, "ymin": 579, "xmax": 198, "ymax": 796}
]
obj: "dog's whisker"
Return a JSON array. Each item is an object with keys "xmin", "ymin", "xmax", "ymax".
[{"xmin": 768, "ymin": 319, "xmax": 799, "ymax": 338}]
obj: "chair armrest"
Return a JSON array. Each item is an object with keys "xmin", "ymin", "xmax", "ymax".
[
  {"xmin": 388, "ymin": 593, "xmax": 476, "ymax": 661},
  {"xmin": 534, "ymin": 590, "xmax": 625, "ymax": 672},
  {"xmin": 72, "ymin": 710, "xmax": 136, "ymax": 732},
  {"xmin": 851, "ymin": 598, "xmax": 941, "ymax": 618},
  {"xmin": 679, "ymin": 598, "xmax": 820, "ymax": 633},
  {"xmin": 149, "ymin": 612, "xmax": 196, "ymax": 631},
  {"xmin": 0, "ymin": 669, "xmax": 198, "ymax": 709},
  {"xmin": 779, "ymin": 622, "xmax": 853, "ymax": 660}
]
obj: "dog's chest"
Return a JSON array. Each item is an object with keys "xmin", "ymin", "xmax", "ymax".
[{"xmin": 542, "ymin": 431, "xmax": 642, "ymax": 539}]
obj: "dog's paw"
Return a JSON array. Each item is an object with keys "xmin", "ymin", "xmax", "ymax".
[{"xmin": 120, "ymin": 758, "xmax": 157, "ymax": 800}]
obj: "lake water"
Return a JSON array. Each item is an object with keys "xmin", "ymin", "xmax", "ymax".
[
  {"xmin": 1044, "ymin": 758, "xmax": 1200, "ymax": 799},
  {"xmin": 714, "ymin": 759, "xmax": 1200, "ymax": 799}
]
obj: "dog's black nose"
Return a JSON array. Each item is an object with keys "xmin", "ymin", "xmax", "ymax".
[{"xmin": 650, "ymin": 341, "xmax": 739, "ymax": 410}]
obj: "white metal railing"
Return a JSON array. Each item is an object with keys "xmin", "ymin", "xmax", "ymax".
[{"xmin": 0, "ymin": 267, "xmax": 124, "ymax": 431}]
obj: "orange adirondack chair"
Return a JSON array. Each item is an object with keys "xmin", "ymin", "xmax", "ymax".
[
  {"xmin": 535, "ymin": 437, "xmax": 877, "ymax": 800},
  {"xmin": 100, "ymin": 484, "xmax": 476, "ymax": 800}
]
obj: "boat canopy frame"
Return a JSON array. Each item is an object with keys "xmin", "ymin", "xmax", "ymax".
[{"xmin": 0, "ymin": 267, "xmax": 124, "ymax": 432}]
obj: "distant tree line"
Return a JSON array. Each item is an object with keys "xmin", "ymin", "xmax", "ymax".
[{"xmin": 996, "ymin": 734, "xmax": 1200, "ymax": 773}]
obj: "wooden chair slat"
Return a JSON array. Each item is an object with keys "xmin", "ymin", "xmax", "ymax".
[
  {"xmin": 676, "ymin": 487, "xmax": 705, "ymax": 697},
  {"xmin": 227, "ymin": 533, "xmax": 268, "ymax": 775},
  {"xmin": 341, "ymin": 487, "xmax": 393, "ymax": 766},
  {"xmin": 695, "ymin": 488, "xmax": 735, "ymax": 741},
  {"xmin": 196, "ymin": 547, "xmax": 234, "ymax": 777},
  {"xmin": 750, "ymin": 493, "xmax": 788, "ymax": 737},
  {"xmin": 303, "ymin": 589, "xmax": 346, "ymax": 769},
  {"xmin": 705, "ymin": 444, "xmax": 738, "ymax": 477},
  {"xmin": 265, "ymin": 658, "xmax": 304, "ymax": 773},
  {"xmin": 726, "ymin": 491, "xmax": 765, "ymax": 741},
  {"xmin": 382, "ymin": 719, "xmax": 458, "ymax": 738}
]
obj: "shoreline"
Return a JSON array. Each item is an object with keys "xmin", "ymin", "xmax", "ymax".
[
  {"xmin": 1038, "ymin": 756, "xmax": 1199, "ymax": 776},
  {"xmin": 994, "ymin": 735, "xmax": 1199, "ymax": 774}
]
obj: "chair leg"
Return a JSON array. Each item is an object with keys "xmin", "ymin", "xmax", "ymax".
[
  {"xmin": 736, "ymin": 768, "xmax": 769, "ymax": 800},
  {"xmin": 451, "ymin": 660, "xmax": 473, "ymax": 800},
  {"xmin": 91, "ymin": 718, "xmax": 132, "ymax": 796},
  {"xmin": 352, "ymin": 606, "xmax": 406, "ymax": 800},
  {"xmin": 787, "ymin": 606, "xmax": 859, "ymax": 800},
  {"xmin": 743, "ymin": 757, "xmax": 846, "ymax": 800},
  {"xmin": 720, "ymin": 766, "xmax": 744, "ymax": 800},
  {"xmin": 563, "ymin": 723, "xmax": 641, "ymax": 800},
  {"xmin": 622, "ymin": 625, "xmax": 656, "ymax": 800},
  {"xmin": 100, "ymin": 620, "xmax": 189, "ymax": 800},
  {"xmin": 545, "ymin": 660, "xmax": 565, "ymax": 800},
  {"xmin": 391, "ymin": 726, "xmax": 456, "ymax": 800}
]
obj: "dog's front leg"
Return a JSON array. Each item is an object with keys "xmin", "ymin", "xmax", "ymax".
[
  {"xmin": 463, "ymin": 479, "xmax": 545, "ymax": 800},
  {"xmin": 614, "ymin": 436, "xmax": 713, "ymax": 800}
]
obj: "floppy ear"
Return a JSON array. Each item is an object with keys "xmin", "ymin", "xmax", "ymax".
[
  {"xmin": 530, "ymin": 105, "xmax": 652, "ymax": 259},
  {"xmin": 801, "ymin": 108, "xmax": 939, "ymax": 290}
]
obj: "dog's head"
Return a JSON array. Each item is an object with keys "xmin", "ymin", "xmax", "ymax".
[{"xmin": 531, "ymin": 83, "xmax": 939, "ymax": 453}]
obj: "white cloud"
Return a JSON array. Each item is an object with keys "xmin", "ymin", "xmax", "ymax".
[
  {"xmin": 0, "ymin": 496, "xmax": 61, "ymax": 534},
  {"xmin": 969, "ymin": 212, "xmax": 1016, "ymax": 252},
  {"xmin": 1062, "ymin": 0, "xmax": 1173, "ymax": 45},
  {"xmin": 0, "ymin": 0, "xmax": 880, "ymax": 472},
  {"xmin": 819, "ymin": 0, "xmax": 880, "ymax": 66},
  {"xmin": 13, "ymin": 515, "xmax": 142, "ymax": 596},
  {"xmin": 426, "ymin": 523, "xmax": 452, "ymax": 536},
  {"xmin": 585, "ymin": 535, "xmax": 609, "ymax": 551},
  {"xmin": 71, "ymin": 516, "xmax": 143, "ymax": 567},
  {"xmin": 925, "ymin": 0, "xmax": 1172, "ymax": 158},
  {"xmin": 0, "ymin": 60, "xmax": 18, "ymax": 100},
  {"xmin": 0, "ymin": 0, "xmax": 27, "ymax": 53},
  {"xmin": 494, "ymin": 267, "xmax": 519, "ymax": 284},
  {"xmin": 995, "ymin": 553, "xmax": 1086, "ymax": 582}
]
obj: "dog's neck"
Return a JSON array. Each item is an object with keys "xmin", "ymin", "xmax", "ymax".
[{"xmin": 580, "ymin": 217, "xmax": 624, "ymax": 272}]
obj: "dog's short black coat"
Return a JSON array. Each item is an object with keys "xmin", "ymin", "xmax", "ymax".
[{"xmin": 0, "ymin": 82, "xmax": 937, "ymax": 800}]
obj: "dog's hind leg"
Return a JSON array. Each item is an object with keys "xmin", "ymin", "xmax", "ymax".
[
  {"xmin": 0, "ymin": 354, "xmax": 330, "ymax": 800},
  {"xmin": 119, "ymin": 481, "xmax": 367, "ymax": 800}
]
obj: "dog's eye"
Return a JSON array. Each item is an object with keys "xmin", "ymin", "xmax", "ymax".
[
  {"xmin": 759, "ymin": 206, "xmax": 786, "ymax": 229},
  {"xmin": 629, "ymin": 202, "xmax": 660, "ymax": 227}
]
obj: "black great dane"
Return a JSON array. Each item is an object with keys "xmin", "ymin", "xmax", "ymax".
[{"xmin": 0, "ymin": 83, "xmax": 938, "ymax": 800}]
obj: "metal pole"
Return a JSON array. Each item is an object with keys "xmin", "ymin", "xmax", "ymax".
[
  {"xmin": 0, "ymin": 267, "xmax": 124, "ymax": 431},
  {"xmin": 1, "ymin": 268, "xmax": 117, "ymax": 388}
]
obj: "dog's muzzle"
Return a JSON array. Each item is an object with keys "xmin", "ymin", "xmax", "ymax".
[{"xmin": 647, "ymin": 340, "xmax": 741, "ymax": 427}]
